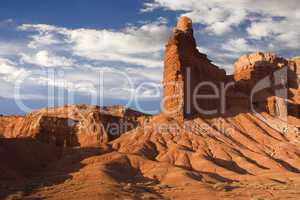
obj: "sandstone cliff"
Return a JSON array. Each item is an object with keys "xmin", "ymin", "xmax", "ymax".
[
  {"xmin": 163, "ymin": 16, "xmax": 226, "ymax": 120},
  {"xmin": 1, "ymin": 105, "xmax": 148, "ymax": 147},
  {"xmin": 164, "ymin": 17, "xmax": 299, "ymax": 121}
]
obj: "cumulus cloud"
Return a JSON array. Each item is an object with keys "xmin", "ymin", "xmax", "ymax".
[
  {"xmin": 0, "ymin": 58, "xmax": 30, "ymax": 82},
  {"xmin": 0, "ymin": 58, "xmax": 39, "ymax": 100},
  {"xmin": 0, "ymin": 18, "xmax": 169, "ymax": 106},
  {"xmin": 0, "ymin": 42, "xmax": 25, "ymax": 56},
  {"xmin": 0, "ymin": 18, "xmax": 169, "ymax": 104},
  {"xmin": 29, "ymin": 65, "xmax": 162, "ymax": 101},
  {"xmin": 222, "ymin": 38, "xmax": 256, "ymax": 53},
  {"xmin": 20, "ymin": 50, "xmax": 75, "ymax": 68},
  {"xmin": 247, "ymin": 18, "xmax": 300, "ymax": 49},
  {"xmin": 19, "ymin": 19, "xmax": 170, "ymax": 68},
  {"xmin": 143, "ymin": 0, "xmax": 300, "ymax": 50},
  {"xmin": 0, "ymin": 56, "xmax": 162, "ymax": 102}
]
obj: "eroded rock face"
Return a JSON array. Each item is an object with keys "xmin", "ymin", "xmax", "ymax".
[
  {"xmin": 232, "ymin": 52, "xmax": 289, "ymax": 117},
  {"xmin": 176, "ymin": 16, "xmax": 193, "ymax": 32},
  {"xmin": 234, "ymin": 53, "xmax": 286, "ymax": 79},
  {"xmin": 233, "ymin": 52, "xmax": 288, "ymax": 88},
  {"xmin": 163, "ymin": 16, "xmax": 226, "ymax": 120},
  {"xmin": 231, "ymin": 52, "xmax": 300, "ymax": 118},
  {"xmin": 292, "ymin": 57, "xmax": 300, "ymax": 68},
  {"xmin": 0, "ymin": 116, "xmax": 23, "ymax": 137},
  {"xmin": 289, "ymin": 57, "xmax": 300, "ymax": 89},
  {"xmin": 287, "ymin": 57, "xmax": 300, "ymax": 117},
  {"xmin": 1, "ymin": 105, "xmax": 148, "ymax": 147},
  {"xmin": 163, "ymin": 17, "xmax": 300, "ymax": 120}
]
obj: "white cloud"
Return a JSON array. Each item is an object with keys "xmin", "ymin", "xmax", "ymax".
[
  {"xmin": 30, "ymin": 66, "xmax": 162, "ymax": 100},
  {"xmin": 140, "ymin": 2, "xmax": 161, "ymax": 12},
  {"xmin": 0, "ymin": 58, "xmax": 29, "ymax": 82},
  {"xmin": 247, "ymin": 18, "xmax": 300, "ymax": 49},
  {"xmin": 20, "ymin": 50, "xmax": 75, "ymax": 68},
  {"xmin": 0, "ymin": 19, "xmax": 169, "ymax": 103},
  {"xmin": 222, "ymin": 38, "xmax": 256, "ymax": 53},
  {"xmin": 140, "ymin": 0, "xmax": 300, "ymax": 73},
  {"xmin": 0, "ymin": 56, "xmax": 163, "ymax": 102},
  {"xmin": 28, "ymin": 34, "xmax": 61, "ymax": 49},
  {"xmin": 19, "ymin": 19, "xmax": 170, "ymax": 68},
  {"xmin": 0, "ymin": 41, "xmax": 28, "ymax": 57},
  {"xmin": 247, "ymin": 21, "xmax": 270, "ymax": 39},
  {"xmin": 185, "ymin": 7, "xmax": 247, "ymax": 35},
  {"xmin": 143, "ymin": 0, "xmax": 300, "ymax": 50},
  {"xmin": 0, "ymin": 58, "xmax": 38, "ymax": 100}
]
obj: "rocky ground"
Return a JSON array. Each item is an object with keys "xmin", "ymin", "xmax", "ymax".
[{"xmin": 1, "ymin": 111, "xmax": 300, "ymax": 200}]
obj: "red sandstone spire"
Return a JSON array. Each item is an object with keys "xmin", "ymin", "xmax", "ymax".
[
  {"xmin": 176, "ymin": 16, "xmax": 193, "ymax": 32},
  {"xmin": 163, "ymin": 16, "xmax": 226, "ymax": 120}
]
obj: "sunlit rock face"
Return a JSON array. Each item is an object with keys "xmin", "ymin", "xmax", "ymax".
[
  {"xmin": 1, "ymin": 105, "xmax": 148, "ymax": 147},
  {"xmin": 163, "ymin": 17, "xmax": 300, "ymax": 120},
  {"xmin": 163, "ymin": 16, "xmax": 226, "ymax": 120},
  {"xmin": 233, "ymin": 52, "xmax": 288, "ymax": 90},
  {"xmin": 176, "ymin": 16, "xmax": 193, "ymax": 32}
]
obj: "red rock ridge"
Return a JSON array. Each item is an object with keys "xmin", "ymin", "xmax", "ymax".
[{"xmin": 1, "ymin": 105, "xmax": 149, "ymax": 147}]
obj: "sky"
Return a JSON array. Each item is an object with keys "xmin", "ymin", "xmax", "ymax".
[{"xmin": 0, "ymin": 0, "xmax": 299, "ymax": 115}]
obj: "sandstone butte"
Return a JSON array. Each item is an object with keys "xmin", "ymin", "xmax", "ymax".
[{"xmin": 1, "ymin": 16, "xmax": 300, "ymax": 200}]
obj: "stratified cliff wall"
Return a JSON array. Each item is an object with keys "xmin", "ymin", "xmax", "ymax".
[{"xmin": 163, "ymin": 16, "xmax": 226, "ymax": 120}]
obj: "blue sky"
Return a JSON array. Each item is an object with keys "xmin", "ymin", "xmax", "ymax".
[
  {"xmin": 0, "ymin": 0, "xmax": 177, "ymax": 29},
  {"xmin": 0, "ymin": 0, "xmax": 299, "ymax": 115}
]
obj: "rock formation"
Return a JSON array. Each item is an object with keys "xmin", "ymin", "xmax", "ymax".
[
  {"xmin": 233, "ymin": 52, "xmax": 288, "ymax": 83},
  {"xmin": 0, "ymin": 116, "xmax": 23, "ymax": 136},
  {"xmin": 232, "ymin": 52, "xmax": 290, "ymax": 119},
  {"xmin": 163, "ymin": 16, "xmax": 226, "ymax": 120},
  {"xmin": 163, "ymin": 17, "xmax": 299, "ymax": 121},
  {"xmin": 1, "ymin": 105, "xmax": 148, "ymax": 147},
  {"xmin": 111, "ymin": 16, "xmax": 300, "ymax": 191}
]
